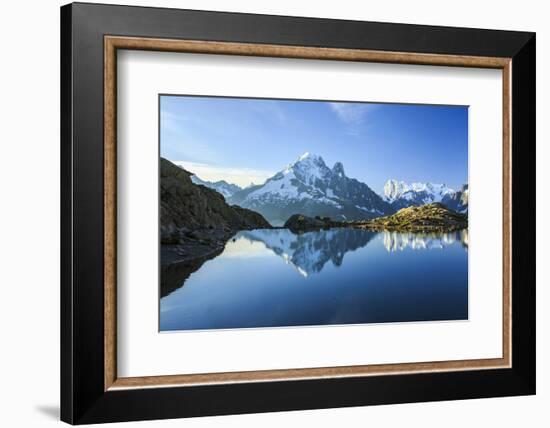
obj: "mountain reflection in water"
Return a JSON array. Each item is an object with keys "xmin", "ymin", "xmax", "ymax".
[
  {"xmin": 240, "ymin": 228, "xmax": 468, "ymax": 277},
  {"xmin": 160, "ymin": 227, "xmax": 468, "ymax": 331},
  {"xmin": 382, "ymin": 229, "xmax": 468, "ymax": 252},
  {"xmin": 240, "ymin": 228, "xmax": 376, "ymax": 277}
]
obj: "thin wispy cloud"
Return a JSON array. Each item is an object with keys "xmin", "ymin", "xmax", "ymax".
[
  {"xmin": 160, "ymin": 95, "xmax": 468, "ymax": 192},
  {"xmin": 160, "ymin": 110, "xmax": 196, "ymax": 134},
  {"xmin": 328, "ymin": 102, "xmax": 378, "ymax": 127},
  {"xmin": 173, "ymin": 161, "xmax": 274, "ymax": 188},
  {"xmin": 251, "ymin": 101, "xmax": 288, "ymax": 126}
]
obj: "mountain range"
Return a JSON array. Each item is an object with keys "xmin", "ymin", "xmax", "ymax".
[
  {"xmin": 228, "ymin": 153, "xmax": 393, "ymax": 226},
  {"xmin": 160, "ymin": 158, "xmax": 270, "ymax": 243},
  {"xmin": 241, "ymin": 228, "xmax": 376, "ymax": 277},
  {"xmin": 185, "ymin": 153, "xmax": 468, "ymax": 225},
  {"xmin": 190, "ymin": 174, "xmax": 243, "ymax": 198},
  {"xmin": 240, "ymin": 228, "xmax": 468, "ymax": 277},
  {"xmin": 441, "ymin": 184, "xmax": 469, "ymax": 214},
  {"xmin": 383, "ymin": 180, "xmax": 468, "ymax": 213}
]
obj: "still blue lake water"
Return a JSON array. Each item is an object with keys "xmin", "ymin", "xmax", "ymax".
[{"xmin": 160, "ymin": 228, "xmax": 468, "ymax": 331}]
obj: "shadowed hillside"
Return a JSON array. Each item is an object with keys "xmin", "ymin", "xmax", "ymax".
[{"xmin": 160, "ymin": 157, "xmax": 271, "ymax": 296}]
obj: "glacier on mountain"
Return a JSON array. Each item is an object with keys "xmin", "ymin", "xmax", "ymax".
[
  {"xmin": 189, "ymin": 174, "xmax": 242, "ymax": 198},
  {"xmin": 228, "ymin": 152, "xmax": 392, "ymax": 226},
  {"xmin": 383, "ymin": 179, "xmax": 468, "ymax": 213},
  {"xmin": 384, "ymin": 179, "xmax": 454, "ymax": 204},
  {"xmin": 181, "ymin": 153, "xmax": 468, "ymax": 225}
]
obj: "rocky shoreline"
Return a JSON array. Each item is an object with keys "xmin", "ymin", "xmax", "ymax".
[
  {"xmin": 161, "ymin": 227, "xmax": 271, "ymax": 297},
  {"xmin": 161, "ymin": 231, "xmax": 230, "ymax": 297},
  {"xmin": 160, "ymin": 157, "xmax": 468, "ymax": 296},
  {"xmin": 284, "ymin": 203, "xmax": 468, "ymax": 234},
  {"xmin": 160, "ymin": 158, "xmax": 273, "ymax": 296}
]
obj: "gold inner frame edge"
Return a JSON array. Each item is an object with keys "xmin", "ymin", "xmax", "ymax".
[{"xmin": 104, "ymin": 36, "xmax": 512, "ymax": 391}]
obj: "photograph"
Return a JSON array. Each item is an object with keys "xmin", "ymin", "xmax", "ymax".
[
  {"xmin": 55, "ymin": 2, "xmax": 537, "ymax": 424},
  {"xmin": 159, "ymin": 95, "xmax": 469, "ymax": 332}
]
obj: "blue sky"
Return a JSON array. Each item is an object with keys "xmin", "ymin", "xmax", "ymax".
[{"xmin": 160, "ymin": 95, "xmax": 468, "ymax": 192}]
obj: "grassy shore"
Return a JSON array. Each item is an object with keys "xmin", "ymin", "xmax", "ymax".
[{"xmin": 284, "ymin": 203, "xmax": 467, "ymax": 234}]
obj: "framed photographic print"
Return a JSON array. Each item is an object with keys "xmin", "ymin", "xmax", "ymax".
[{"xmin": 60, "ymin": 2, "xmax": 536, "ymax": 424}]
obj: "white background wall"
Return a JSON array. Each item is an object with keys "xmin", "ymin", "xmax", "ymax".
[{"xmin": 0, "ymin": 0, "xmax": 546, "ymax": 426}]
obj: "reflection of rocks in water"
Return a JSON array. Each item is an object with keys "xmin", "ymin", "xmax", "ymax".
[
  {"xmin": 161, "ymin": 246, "xmax": 224, "ymax": 297},
  {"xmin": 382, "ymin": 230, "xmax": 468, "ymax": 252},
  {"xmin": 459, "ymin": 229, "xmax": 468, "ymax": 249},
  {"xmin": 240, "ymin": 228, "xmax": 376, "ymax": 277}
]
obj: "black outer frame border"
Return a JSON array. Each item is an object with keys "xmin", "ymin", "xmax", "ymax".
[{"xmin": 60, "ymin": 2, "xmax": 536, "ymax": 425}]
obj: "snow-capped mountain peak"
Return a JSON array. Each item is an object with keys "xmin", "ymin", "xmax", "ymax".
[
  {"xmin": 282, "ymin": 152, "xmax": 332, "ymax": 186},
  {"xmin": 228, "ymin": 153, "xmax": 392, "ymax": 225},
  {"xmin": 190, "ymin": 174, "xmax": 242, "ymax": 198},
  {"xmin": 290, "ymin": 152, "xmax": 325, "ymax": 166},
  {"xmin": 383, "ymin": 179, "xmax": 453, "ymax": 204},
  {"xmin": 383, "ymin": 179, "xmax": 408, "ymax": 202},
  {"xmin": 246, "ymin": 152, "xmax": 332, "ymax": 204},
  {"xmin": 298, "ymin": 151, "xmax": 311, "ymax": 161},
  {"xmin": 383, "ymin": 179, "xmax": 467, "ymax": 213}
]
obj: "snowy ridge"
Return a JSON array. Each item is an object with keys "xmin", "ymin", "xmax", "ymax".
[
  {"xmin": 383, "ymin": 179, "xmax": 468, "ymax": 213},
  {"xmin": 190, "ymin": 174, "xmax": 242, "ymax": 198},
  {"xmin": 246, "ymin": 153, "xmax": 338, "ymax": 206},
  {"xmin": 383, "ymin": 179, "xmax": 454, "ymax": 204},
  {"xmin": 183, "ymin": 154, "xmax": 467, "ymax": 225},
  {"xmin": 229, "ymin": 152, "xmax": 392, "ymax": 225}
]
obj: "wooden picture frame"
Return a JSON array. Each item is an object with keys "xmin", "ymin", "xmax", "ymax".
[{"xmin": 61, "ymin": 2, "xmax": 535, "ymax": 424}]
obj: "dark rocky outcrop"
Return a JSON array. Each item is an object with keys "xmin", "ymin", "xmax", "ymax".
[
  {"xmin": 355, "ymin": 203, "xmax": 467, "ymax": 232},
  {"xmin": 284, "ymin": 203, "xmax": 467, "ymax": 234},
  {"xmin": 284, "ymin": 214, "xmax": 341, "ymax": 233},
  {"xmin": 161, "ymin": 157, "xmax": 270, "ymax": 242},
  {"xmin": 160, "ymin": 244, "xmax": 224, "ymax": 297},
  {"xmin": 160, "ymin": 157, "xmax": 271, "ymax": 296}
]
